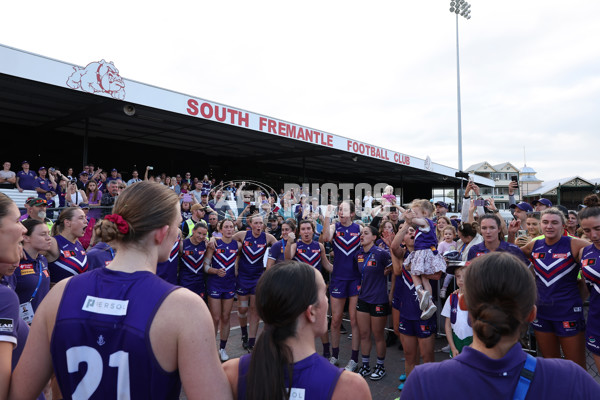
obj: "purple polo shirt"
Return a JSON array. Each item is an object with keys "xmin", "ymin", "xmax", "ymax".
[
  {"xmin": 402, "ymin": 344, "xmax": 600, "ymax": 399},
  {"xmin": 467, "ymin": 241, "xmax": 530, "ymax": 266},
  {"xmin": 34, "ymin": 177, "xmax": 51, "ymax": 197},
  {"xmin": 17, "ymin": 170, "xmax": 37, "ymax": 190}
]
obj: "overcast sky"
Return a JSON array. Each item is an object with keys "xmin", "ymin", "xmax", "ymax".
[{"xmin": 2, "ymin": 1, "xmax": 599, "ymax": 182}]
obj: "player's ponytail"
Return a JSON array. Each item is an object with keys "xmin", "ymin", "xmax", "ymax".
[
  {"xmin": 464, "ymin": 252, "xmax": 536, "ymax": 348},
  {"xmin": 246, "ymin": 261, "xmax": 318, "ymax": 400}
]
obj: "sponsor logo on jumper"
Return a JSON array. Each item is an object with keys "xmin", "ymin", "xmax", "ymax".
[
  {"xmin": 82, "ymin": 296, "xmax": 129, "ymax": 316},
  {"xmin": 67, "ymin": 60, "xmax": 126, "ymax": 100},
  {"xmin": 0, "ymin": 318, "xmax": 14, "ymax": 332}
]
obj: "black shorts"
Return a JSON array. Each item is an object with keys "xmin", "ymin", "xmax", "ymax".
[{"xmin": 357, "ymin": 298, "xmax": 390, "ymax": 317}]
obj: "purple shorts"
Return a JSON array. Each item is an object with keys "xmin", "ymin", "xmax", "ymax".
[
  {"xmin": 586, "ymin": 332, "xmax": 600, "ymax": 356},
  {"xmin": 236, "ymin": 284, "xmax": 256, "ymax": 296},
  {"xmin": 329, "ymin": 277, "xmax": 360, "ymax": 299},
  {"xmin": 531, "ymin": 317, "xmax": 585, "ymax": 337},
  {"xmin": 207, "ymin": 289, "xmax": 235, "ymax": 300},
  {"xmin": 392, "ymin": 297, "xmax": 401, "ymax": 311},
  {"xmin": 398, "ymin": 316, "xmax": 437, "ymax": 339}
]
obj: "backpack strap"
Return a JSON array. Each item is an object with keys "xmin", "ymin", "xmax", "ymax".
[{"xmin": 513, "ymin": 353, "xmax": 537, "ymax": 400}]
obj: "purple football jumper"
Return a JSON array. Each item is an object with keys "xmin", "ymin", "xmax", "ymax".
[
  {"xmin": 51, "ymin": 268, "xmax": 181, "ymax": 400},
  {"xmin": 206, "ymin": 239, "xmax": 238, "ymax": 293},
  {"xmin": 237, "ymin": 352, "xmax": 342, "ymax": 400},
  {"xmin": 267, "ymin": 239, "xmax": 286, "ymax": 263},
  {"xmin": 48, "ymin": 235, "xmax": 88, "ymax": 283},
  {"xmin": 237, "ymin": 231, "xmax": 268, "ymax": 288},
  {"xmin": 178, "ymin": 238, "xmax": 207, "ymax": 297},
  {"xmin": 294, "ymin": 240, "xmax": 322, "ymax": 271},
  {"xmin": 531, "ymin": 236, "xmax": 581, "ymax": 320},
  {"xmin": 156, "ymin": 237, "xmax": 180, "ymax": 285},
  {"xmin": 332, "ymin": 222, "xmax": 361, "ymax": 280},
  {"xmin": 581, "ymin": 244, "xmax": 600, "ymax": 354},
  {"xmin": 413, "ymin": 218, "xmax": 438, "ymax": 252},
  {"xmin": 86, "ymin": 242, "xmax": 115, "ymax": 270},
  {"xmin": 16, "ymin": 250, "xmax": 51, "ymax": 311}
]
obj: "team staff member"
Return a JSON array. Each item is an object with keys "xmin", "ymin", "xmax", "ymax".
[
  {"xmin": 266, "ymin": 219, "xmax": 296, "ymax": 269},
  {"xmin": 579, "ymin": 195, "xmax": 600, "ymax": 372},
  {"xmin": 46, "ymin": 207, "xmax": 89, "ymax": 284},
  {"xmin": 179, "ymin": 222, "xmax": 209, "ymax": 300},
  {"xmin": 402, "ymin": 252, "xmax": 600, "ymax": 399},
  {"xmin": 354, "ymin": 225, "xmax": 393, "ymax": 381},
  {"xmin": 322, "ymin": 201, "xmax": 362, "ymax": 372},
  {"xmin": 204, "ymin": 219, "xmax": 242, "ymax": 361},
  {"xmin": 16, "ymin": 220, "xmax": 52, "ymax": 324},
  {"xmin": 466, "ymin": 214, "xmax": 530, "ymax": 266},
  {"xmin": 232, "ymin": 214, "xmax": 277, "ymax": 351},
  {"xmin": 10, "ymin": 181, "xmax": 233, "ymax": 400},
  {"xmin": 516, "ymin": 208, "xmax": 590, "ymax": 369},
  {"xmin": 223, "ymin": 261, "xmax": 371, "ymax": 400}
]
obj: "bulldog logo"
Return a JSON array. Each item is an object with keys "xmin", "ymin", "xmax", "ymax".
[{"xmin": 66, "ymin": 60, "xmax": 126, "ymax": 100}]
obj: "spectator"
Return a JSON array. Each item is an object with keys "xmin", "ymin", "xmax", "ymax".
[
  {"xmin": 24, "ymin": 198, "xmax": 53, "ymax": 231},
  {"xmin": 180, "ymin": 181, "xmax": 190, "ymax": 194},
  {"xmin": 435, "ymin": 201, "xmax": 459, "ymax": 229},
  {"xmin": 0, "ymin": 161, "xmax": 16, "ymax": 189},
  {"xmin": 65, "ymin": 179, "xmax": 88, "ymax": 207},
  {"xmin": 100, "ymin": 180, "xmax": 119, "ymax": 217},
  {"xmin": 192, "ymin": 181, "xmax": 204, "ymax": 203},
  {"xmin": 183, "ymin": 171, "xmax": 192, "ymax": 185},
  {"xmin": 182, "ymin": 204, "xmax": 208, "ymax": 239},
  {"xmin": 85, "ymin": 180, "xmax": 102, "ymax": 220},
  {"xmin": 201, "ymin": 174, "xmax": 212, "ymax": 193},
  {"xmin": 210, "ymin": 190, "xmax": 235, "ymax": 221},
  {"xmin": 207, "ymin": 212, "xmax": 219, "ymax": 237},
  {"xmin": 44, "ymin": 191, "xmax": 56, "ymax": 220},
  {"xmin": 127, "ymin": 169, "xmax": 142, "ymax": 186},
  {"xmin": 509, "ymin": 201, "xmax": 534, "ymax": 230},
  {"xmin": 76, "ymin": 171, "xmax": 89, "ymax": 191},
  {"xmin": 532, "ymin": 198, "xmax": 552, "ymax": 212},
  {"xmin": 567, "ymin": 210, "xmax": 579, "ymax": 237},
  {"xmin": 16, "ymin": 161, "xmax": 37, "ymax": 192},
  {"xmin": 65, "ymin": 167, "xmax": 75, "ymax": 181},
  {"xmin": 33, "ymin": 166, "xmax": 55, "ymax": 199},
  {"xmin": 265, "ymin": 215, "xmax": 281, "ymax": 239}
]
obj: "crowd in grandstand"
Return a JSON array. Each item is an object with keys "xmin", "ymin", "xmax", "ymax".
[{"xmin": 1, "ymin": 159, "xmax": 600, "ymax": 399}]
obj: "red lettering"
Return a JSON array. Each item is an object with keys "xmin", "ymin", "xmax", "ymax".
[
  {"xmin": 239, "ymin": 112, "xmax": 249, "ymax": 127},
  {"xmin": 352, "ymin": 142, "xmax": 359, "ymax": 152},
  {"xmin": 268, "ymin": 119, "xmax": 277, "ymax": 134},
  {"xmin": 186, "ymin": 99, "xmax": 199, "ymax": 116},
  {"xmin": 215, "ymin": 105, "xmax": 227, "ymax": 122},
  {"xmin": 305, "ymin": 130, "xmax": 313, "ymax": 143},
  {"xmin": 359, "ymin": 144, "xmax": 365, "ymax": 154},
  {"xmin": 287, "ymin": 124, "xmax": 296, "ymax": 137},
  {"xmin": 297, "ymin": 127, "xmax": 306, "ymax": 141},
  {"xmin": 259, "ymin": 117, "xmax": 267, "ymax": 131},
  {"xmin": 200, "ymin": 103, "xmax": 213, "ymax": 119},
  {"xmin": 406, "ymin": 156, "xmax": 410, "ymax": 165},
  {"xmin": 326, "ymin": 135, "xmax": 332, "ymax": 147},
  {"xmin": 384, "ymin": 150, "xmax": 390, "ymax": 160},
  {"xmin": 394, "ymin": 153, "xmax": 399, "ymax": 163},
  {"xmin": 347, "ymin": 140, "xmax": 352, "ymax": 151},
  {"xmin": 227, "ymin": 109, "xmax": 238, "ymax": 124},
  {"xmin": 278, "ymin": 122, "xmax": 286, "ymax": 136}
]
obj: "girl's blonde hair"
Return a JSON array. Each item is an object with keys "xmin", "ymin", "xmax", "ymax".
[{"xmin": 409, "ymin": 199, "xmax": 434, "ymax": 218}]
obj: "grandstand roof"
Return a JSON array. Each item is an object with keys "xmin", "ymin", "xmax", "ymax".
[{"xmin": 0, "ymin": 44, "xmax": 494, "ymax": 188}]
